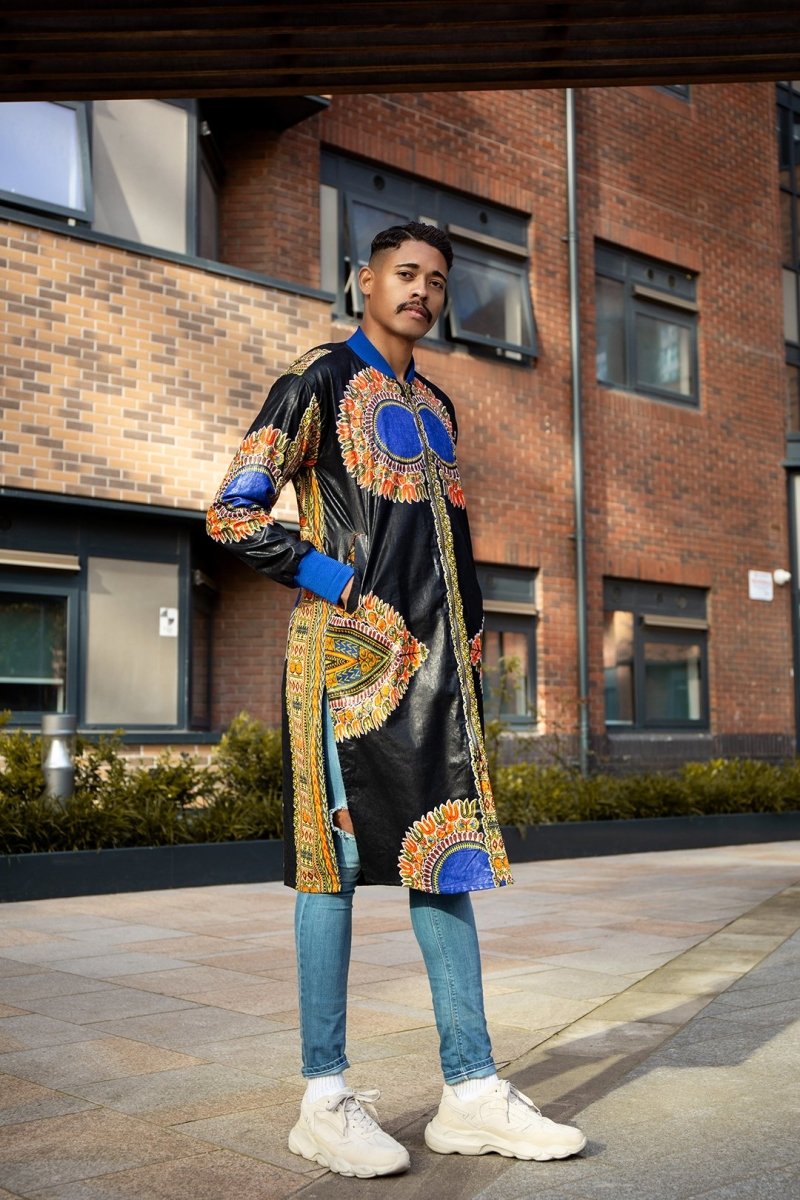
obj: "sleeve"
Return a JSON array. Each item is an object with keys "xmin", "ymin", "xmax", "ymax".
[{"xmin": 206, "ymin": 369, "xmax": 355, "ymax": 606}]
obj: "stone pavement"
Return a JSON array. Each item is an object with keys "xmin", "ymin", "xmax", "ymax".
[{"xmin": 0, "ymin": 841, "xmax": 797, "ymax": 1199}]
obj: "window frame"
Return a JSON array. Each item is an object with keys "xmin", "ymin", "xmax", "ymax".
[
  {"xmin": 0, "ymin": 100, "xmax": 93, "ymax": 223},
  {"xmin": 779, "ymin": 83, "xmax": 800, "ymax": 434},
  {"xmin": 595, "ymin": 243, "xmax": 700, "ymax": 407},
  {"xmin": 603, "ymin": 579, "xmax": 710, "ymax": 732},
  {"xmin": 0, "ymin": 99, "xmax": 218, "ymax": 260},
  {"xmin": 0, "ymin": 569, "xmax": 81, "ymax": 725},
  {"xmin": 0, "ymin": 503, "xmax": 209, "ymax": 734},
  {"xmin": 476, "ymin": 564, "xmax": 538, "ymax": 728},
  {"xmin": 320, "ymin": 151, "xmax": 537, "ymax": 361}
]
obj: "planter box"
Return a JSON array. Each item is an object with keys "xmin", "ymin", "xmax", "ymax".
[{"xmin": 2, "ymin": 811, "xmax": 799, "ymax": 903}]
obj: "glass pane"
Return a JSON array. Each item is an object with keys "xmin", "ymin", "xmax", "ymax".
[
  {"xmin": 348, "ymin": 198, "xmax": 409, "ymax": 269},
  {"xmin": 595, "ymin": 276, "xmax": 625, "ymax": 384},
  {"xmin": 320, "ymin": 183, "xmax": 339, "ymax": 293},
  {"xmin": 778, "ymin": 104, "xmax": 793, "ymax": 187},
  {"xmin": 789, "ymin": 363, "xmax": 800, "ymax": 431},
  {"xmin": 85, "ymin": 558, "xmax": 179, "ymax": 725},
  {"xmin": 784, "ymin": 269, "xmax": 800, "ymax": 343},
  {"xmin": 635, "ymin": 312, "xmax": 694, "ymax": 397},
  {"xmin": 449, "ymin": 255, "xmax": 534, "ymax": 350},
  {"xmin": 92, "ymin": 100, "xmax": 189, "ymax": 252},
  {"xmin": 483, "ymin": 628, "xmax": 529, "ymax": 719},
  {"xmin": 0, "ymin": 102, "xmax": 85, "ymax": 212},
  {"xmin": 0, "ymin": 593, "xmax": 67, "ymax": 714},
  {"xmin": 603, "ymin": 611, "xmax": 634, "ymax": 724},
  {"xmin": 643, "ymin": 640, "xmax": 702, "ymax": 722}
]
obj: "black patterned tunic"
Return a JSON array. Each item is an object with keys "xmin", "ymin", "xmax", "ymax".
[{"xmin": 207, "ymin": 328, "xmax": 512, "ymax": 895}]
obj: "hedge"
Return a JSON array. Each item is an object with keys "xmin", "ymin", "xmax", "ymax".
[{"xmin": 1, "ymin": 712, "xmax": 799, "ymax": 854}]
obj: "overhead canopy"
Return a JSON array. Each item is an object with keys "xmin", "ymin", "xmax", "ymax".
[{"xmin": 1, "ymin": 1, "xmax": 800, "ymax": 101}]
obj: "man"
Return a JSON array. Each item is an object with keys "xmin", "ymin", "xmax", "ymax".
[{"xmin": 207, "ymin": 223, "xmax": 586, "ymax": 1177}]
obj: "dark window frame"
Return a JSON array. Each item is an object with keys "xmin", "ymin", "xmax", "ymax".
[
  {"xmin": 0, "ymin": 99, "xmax": 218, "ymax": 260},
  {"xmin": 603, "ymin": 578, "xmax": 710, "ymax": 732},
  {"xmin": 0, "ymin": 100, "xmax": 93, "ymax": 223},
  {"xmin": 656, "ymin": 84, "xmax": 691, "ymax": 101},
  {"xmin": 320, "ymin": 151, "xmax": 537, "ymax": 362},
  {"xmin": 595, "ymin": 242, "xmax": 700, "ymax": 407},
  {"xmin": 477, "ymin": 564, "xmax": 538, "ymax": 728},
  {"xmin": 0, "ymin": 505, "xmax": 211, "ymax": 734}
]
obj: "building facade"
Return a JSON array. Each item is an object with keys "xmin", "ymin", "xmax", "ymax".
[{"xmin": 0, "ymin": 82, "xmax": 797, "ymax": 768}]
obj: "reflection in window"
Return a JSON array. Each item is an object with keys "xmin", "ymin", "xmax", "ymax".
[
  {"xmin": 448, "ymin": 245, "xmax": 536, "ymax": 357},
  {"xmin": 635, "ymin": 313, "xmax": 693, "ymax": 397},
  {"xmin": 603, "ymin": 611, "xmax": 634, "ymax": 724},
  {"xmin": 643, "ymin": 639, "xmax": 702, "ymax": 722},
  {"xmin": 483, "ymin": 626, "xmax": 530, "ymax": 720},
  {"xmin": 0, "ymin": 102, "xmax": 89, "ymax": 218},
  {"xmin": 0, "ymin": 593, "xmax": 67, "ymax": 714}
]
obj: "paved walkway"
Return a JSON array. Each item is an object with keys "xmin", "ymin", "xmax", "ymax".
[{"xmin": 0, "ymin": 841, "xmax": 797, "ymax": 1199}]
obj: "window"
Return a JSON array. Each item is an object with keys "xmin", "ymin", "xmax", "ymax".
[
  {"xmin": 476, "ymin": 565, "xmax": 537, "ymax": 725},
  {"xmin": 603, "ymin": 579, "xmax": 709, "ymax": 730},
  {"xmin": 0, "ymin": 100, "xmax": 220, "ymax": 258},
  {"xmin": 320, "ymin": 153, "xmax": 537, "ymax": 360},
  {"xmin": 779, "ymin": 84, "xmax": 800, "ymax": 431},
  {"xmin": 595, "ymin": 244, "xmax": 699, "ymax": 405},
  {"xmin": 656, "ymin": 84, "xmax": 691, "ymax": 100},
  {"xmin": 0, "ymin": 505, "xmax": 212, "ymax": 733}
]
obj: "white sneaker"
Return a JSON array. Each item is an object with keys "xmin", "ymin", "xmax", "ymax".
[
  {"xmin": 425, "ymin": 1079, "xmax": 587, "ymax": 1161},
  {"xmin": 288, "ymin": 1088, "xmax": 410, "ymax": 1178}
]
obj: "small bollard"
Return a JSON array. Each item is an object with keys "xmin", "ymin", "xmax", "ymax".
[{"xmin": 41, "ymin": 713, "xmax": 77, "ymax": 803}]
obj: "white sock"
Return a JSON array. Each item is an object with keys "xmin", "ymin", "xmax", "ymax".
[
  {"xmin": 451, "ymin": 1073, "xmax": 500, "ymax": 1100},
  {"xmin": 304, "ymin": 1073, "xmax": 347, "ymax": 1103}
]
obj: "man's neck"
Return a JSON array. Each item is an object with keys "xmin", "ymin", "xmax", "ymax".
[{"xmin": 359, "ymin": 318, "xmax": 415, "ymax": 381}]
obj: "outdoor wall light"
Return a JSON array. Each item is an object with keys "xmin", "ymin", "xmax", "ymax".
[
  {"xmin": 773, "ymin": 569, "xmax": 792, "ymax": 587},
  {"xmin": 41, "ymin": 713, "xmax": 77, "ymax": 802}
]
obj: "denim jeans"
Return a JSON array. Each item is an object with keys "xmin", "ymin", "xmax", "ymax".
[{"xmin": 294, "ymin": 702, "xmax": 497, "ymax": 1084}]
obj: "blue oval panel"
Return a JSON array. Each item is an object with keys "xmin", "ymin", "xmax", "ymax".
[
  {"xmin": 374, "ymin": 402, "xmax": 423, "ymax": 463},
  {"xmin": 420, "ymin": 406, "xmax": 456, "ymax": 465},
  {"xmin": 433, "ymin": 846, "xmax": 495, "ymax": 893}
]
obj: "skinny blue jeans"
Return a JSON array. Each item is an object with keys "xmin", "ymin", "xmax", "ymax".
[{"xmin": 294, "ymin": 703, "xmax": 497, "ymax": 1085}]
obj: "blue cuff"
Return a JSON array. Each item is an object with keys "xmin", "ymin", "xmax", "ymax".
[{"xmin": 294, "ymin": 548, "xmax": 355, "ymax": 606}]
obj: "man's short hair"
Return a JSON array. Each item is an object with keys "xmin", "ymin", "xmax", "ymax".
[{"xmin": 369, "ymin": 222, "xmax": 454, "ymax": 272}]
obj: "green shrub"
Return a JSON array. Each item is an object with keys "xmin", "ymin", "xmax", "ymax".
[{"xmin": 2, "ymin": 707, "xmax": 799, "ymax": 853}]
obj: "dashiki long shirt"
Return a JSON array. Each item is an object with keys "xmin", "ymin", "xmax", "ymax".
[{"xmin": 207, "ymin": 328, "xmax": 513, "ymax": 896}]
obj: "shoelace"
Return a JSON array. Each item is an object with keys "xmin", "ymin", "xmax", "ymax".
[
  {"xmin": 500, "ymin": 1080, "xmax": 545, "ymax": 1122},
  {"xmin": 326, "ymin": 1088, "xmax": 382, "ymax": 1134}
]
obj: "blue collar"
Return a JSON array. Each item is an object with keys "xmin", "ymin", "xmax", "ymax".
[{"xmin": 346, "ymin": 327, "xmax": 416, "ymax": 383}]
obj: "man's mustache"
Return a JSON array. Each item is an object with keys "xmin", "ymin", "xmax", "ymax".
[{"xmin": 397, "ymin": 301, "xmax": 432, "ymax": 320}]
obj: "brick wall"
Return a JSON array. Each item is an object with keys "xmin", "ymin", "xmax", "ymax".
[{"xmin": 1, "ymin": 82, "xmax": 793, "ymax": 755}]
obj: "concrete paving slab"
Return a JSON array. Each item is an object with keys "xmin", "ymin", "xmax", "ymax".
[
  {"xmin": 15, "ymin": 987, "xmax": 199, "ymax": 1025},
  {"xmin": 0, "ymin": 975, "xmax": 114, "ymax": 1004},
  {"xmin": 0, "ymin": 1109, "xmax": 213, "ymax": 1194},
  {"xmin": 0, "ymin": 1076, "xmax": 95, "ymax": 1129},
  {"xmin": 28, "ymin": 1148, "xmax": 306, "ymax": 1200},
  {"xmin": 89, "ymin": 1006, "xmax": 287, "ymax": 1051},
  {"xmin": 76, "ymin": 1062, "xmax": 301, "ymax": 1125},
  {"xmin": 0, "ymin": 1015, "xmax": 109, "ymax": 1053},
  {"xmin": 0, "ymin": 1036, "xmax": 201, "ymax": 1090}
]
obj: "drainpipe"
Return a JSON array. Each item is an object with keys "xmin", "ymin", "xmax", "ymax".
[{"xmin": 566, "ymin": 87, "xmax": 590, "ymax": 776}]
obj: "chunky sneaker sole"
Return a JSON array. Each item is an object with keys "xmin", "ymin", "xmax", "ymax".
[
  {"xmin": 288, "ymin": 1089, "xmax": 410, "ymax": 1178},
  {"xmin": 424, "ymin": 1114, "xmax": 587, "ymax": 1161}
]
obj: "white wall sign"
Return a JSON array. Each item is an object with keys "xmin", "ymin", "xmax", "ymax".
[
  {"xmin": 748, "ymin": 571, "xmax": 774, "ymax": 602},
  {"xmin": 159, "ymin": 606, "xmax": 179, "ymax": 636}
]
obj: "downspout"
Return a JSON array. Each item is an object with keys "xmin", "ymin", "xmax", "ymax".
[{"xmin": 566, "ymin": 87, "xmax": 590, "ymax": 776}]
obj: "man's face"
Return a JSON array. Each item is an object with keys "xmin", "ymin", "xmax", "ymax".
[{"xmin": 359, "ymin": 240, "xmax": 448, "ymax": 343}]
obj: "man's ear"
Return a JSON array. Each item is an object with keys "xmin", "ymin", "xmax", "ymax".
[{"xmin": 358, "ymin": 264, "xmax": 374, "ymax": 298}]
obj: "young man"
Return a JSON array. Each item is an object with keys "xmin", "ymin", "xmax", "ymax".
[{"xmin": 207, "ymin": 223, "xmax": 586, "ymax": 1177}]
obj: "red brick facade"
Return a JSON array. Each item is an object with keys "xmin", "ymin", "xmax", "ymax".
[{"xmin": 0, "ymin": 84, "xmax": 793, "ymax": 763}]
